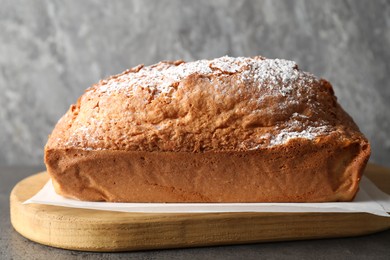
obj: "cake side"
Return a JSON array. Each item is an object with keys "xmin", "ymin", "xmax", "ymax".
[{"xmin": 45, "ymin": 135, "xmax": 370, "ymax": 202}]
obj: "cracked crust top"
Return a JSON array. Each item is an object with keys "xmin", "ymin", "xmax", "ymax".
[{"xmin": 46, "ymin": 56, "xmax": 366, "ymax": 153}]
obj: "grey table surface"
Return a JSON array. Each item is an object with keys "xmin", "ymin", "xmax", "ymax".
[{"xmin": 1, "ymin": 166, "xmax": 389, "ymax": 260}]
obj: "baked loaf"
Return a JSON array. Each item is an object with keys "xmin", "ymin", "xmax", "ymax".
[{"xmin": 45, "ymin": 56, "xmax": 370, "ymax": 202}]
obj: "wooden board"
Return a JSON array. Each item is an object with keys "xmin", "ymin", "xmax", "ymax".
[{"xmin": 10, "ymin": 163, "xmax": 390, "ymax": 252}]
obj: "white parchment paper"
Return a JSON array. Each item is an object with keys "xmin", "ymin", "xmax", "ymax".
[{"xmin": 23, "ymin": 176, "xmax": 390, "ymax": 217}]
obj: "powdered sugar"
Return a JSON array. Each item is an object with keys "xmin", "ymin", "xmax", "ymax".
[
  {"xmin": 209, "ymin": 56, "xmax": 249, "ymax": 73},
  {"xmin": 96, "ymin": 56, "xmax": 310, "ymax": 98},
  {"xmin": 269, "ymin": 125, "xmax": 330, "ymax": 147},
  {"xmin": 268, "ymin": 111, "xmax": 331, "ymax": 147},
  {"xmin": 99, "ymin": 59, "xmax": 213, "ymax": 96},
  {"xmin": 241, "ymin": 58, "xmax": 300, "ymax": 96},
  {"xmin": 78, "ymin": 56, "xmax": 330, "ymax": 150}
]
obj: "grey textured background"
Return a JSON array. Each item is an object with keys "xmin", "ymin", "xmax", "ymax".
[{"xmin": 0, "ymin": 0, "xmax": 389, "ymax": 167}]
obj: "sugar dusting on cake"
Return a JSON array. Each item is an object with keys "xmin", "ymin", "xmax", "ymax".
[
  {"xmin": 97, "ymin": 56, "xmax": 306, "ymax": 98},
  {"xmin": 69, "ymin": 56, "xmax": 331, "ymax": 150},
  {"xmin": 267, "ymin": 112, "xmax": 331, "ymax": 147},
  {"xmin": 268, "ymin": 125, "xmax": 330, "ymax": 147}
]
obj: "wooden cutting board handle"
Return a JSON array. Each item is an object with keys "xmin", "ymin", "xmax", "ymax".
[{"xmin": 10, "ymin": 163, "xmax": 390, "ymax": 252}]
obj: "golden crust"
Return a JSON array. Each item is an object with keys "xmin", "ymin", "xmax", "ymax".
[{"xmin": 45, "ymin": 56, "xmax": 370, "ymax": 202}]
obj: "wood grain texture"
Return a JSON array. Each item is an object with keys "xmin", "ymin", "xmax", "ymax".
[{"xmin": 10, "ymin": 163, "xmax": 390, "ymax": 252}]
